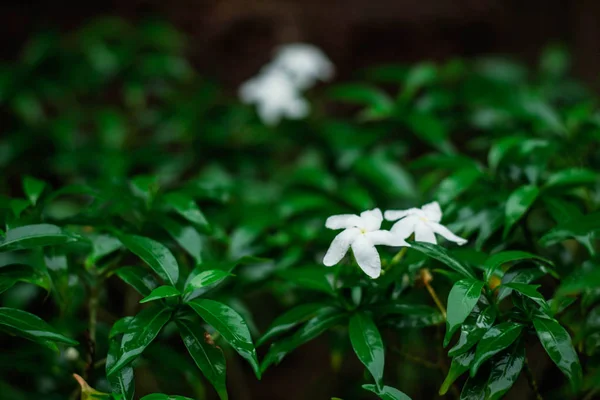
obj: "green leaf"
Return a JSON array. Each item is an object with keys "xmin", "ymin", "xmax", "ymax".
[
  {"xmin": 257, "ymin": 303, "xmax": 324, "ymax": 347},
  {"xmin": 0, "ymin": 264, "xmax": 51, "ymax": 294},
  {"xmin": 162, "ymin": 192, "xmax": 210, "ymax": 232},
  {"xmin": 115, "ymin": 266, "xmax": 160, "ymax": 297},
  {"xmin": 118, "ymin": 234, "xmax": 179, "ymax": 286},
  {"xmin": 449, "ymin": 306, "xmax": 496, "ymax": 357},
  {"xmin": 185, "ymin": 270, "xmax": 231, "ymax": 292},
  {"xmin": 539, "ymin": 211, "xmax": 600, "ymax": 254},
  {"xmin": 471, "ymin": 322, "xmax": 523, "ymax": 376},
  {"xmin": 0, "ymin": 307, "xmax": 78, "ymax": 349},
  {"xmin": 502, "ymin": 283, "xmax": 549, "ymax": 312},
  {"xmin": 176, "ymin": 317, "xmax": 228, "ymax": 400},
  {"xmin": 10, "ymin": 198, "xmax": 30, "ymax": 218},
  {"xmin": 488, "ymin": 136, "xmax": 522, "ymax": 172},
  {"xmin": 187, "ymin": 298, "xmax": 260, "ymax": 379},
  {"xmin": 106, "ymin": 338, "xmax": 135, "ymax": 400},
  {"xmin": 109, "ymin": 317, "xmax": 134, "ymax": 339},
  {"xmin": 439, "ymin": 350, "xmax": 475, "ymax": 395},
  {"xmin": 354, "ymin": 149, "xmax": 416, "ymax": 199},
  {"xmin": 23, "ymin": 176, "xmax": 46, "ymax": 206},
  {"xmin": 533, "ymin": 317, "xmax": 582, "ymax": 390},
  {"xmin": 158, "ymin": 216, "xmax": 204, "ymax": 265},
  {"xmin": 0, "ymin": 224, "xmax": 77, "ymax": 251},
  {"xmin": 86, "ymin": 234, "xmax": 122, "ymax": 267},
  {"xmin": 107, "ymin": 306, "xmax": 172, "ymax": 375},
  {"xmin": 328, "ymin": 83, "xmax": 394, "ymax": 118},
  {"xmin": 503, "ymin": 185, "xmax": 539, "ymax": 238},
  {"xmin": 140, "ymin": 395, "xmax": 194, "ymax": 400},
  {"xmin": 435, "ymin": 167, "xmax": 482, "ymax": 205},
  {"xmin": 261, "ymin": 308, "xmax": 346, "ymax": 373},
  {"xmin": 349, "ymin": 312, "xmax": 385, "ymax": 390},
  {"xmin": 362, "ymin": 384, "xmax": 411, "ymax": 400},
  {"xmin": 277, "ymin": 267, "xmax": 334, "ymax": 295},
  {"xmin": 460, "ymin": 372, "xmax": 488, "ymax": 400},
  {"xmin": 485, "ymin": 342, "xmax": 525, "ymax": 400},
  {"xmin": 401, "ymin": 62, "xmax": 437, "ymax": 99},
  {"xmin": 445, "ymin": 278, "xmax": 484, "ymax": 346},
  {"xmin": 483, "ymin": 251, "xmax": 554, "ymax": 283},
  {"xmin": 545, "ymin": 168, "xmax": 598, "ymax": 189},
  {"xmin": 409, "ymin": 242, "xmax": 476, "ymax": 280},
  {"xmin": 140, "ymin": 286, "xmax": 181, "ymax": 303}
]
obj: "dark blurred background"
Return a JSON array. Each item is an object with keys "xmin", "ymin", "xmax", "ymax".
[{"xmin": 2, "ymin": 0, "xmax": 600, "ymax": 88}]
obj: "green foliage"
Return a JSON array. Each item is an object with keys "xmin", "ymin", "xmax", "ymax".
[{"xmin": 0, "ymin": 17, "xmax": 599, "ymax": 400}]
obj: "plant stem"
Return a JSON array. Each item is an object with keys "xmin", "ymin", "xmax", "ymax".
[
  {"xmin": 524, "ymin": 357, "xmax": 543, "ymax": 400},
  {"xmin": 422, "ymin": 270, "xmax": 447, "ymax": 319},
  {"xmin": 390, "ymin": 246, "xmax": 408, "ymax": 267},
  {"xmin": 86, "ymin": 277, "xmax": 99, "ymax": 379}
]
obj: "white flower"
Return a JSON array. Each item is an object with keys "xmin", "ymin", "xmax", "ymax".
[
  {"xmin": 271, "ymin": 43, "xmax": 334, "ymax": 89},
  {"xmin": 239, "ymin": 68, "xmax": 309, "ymax": 125},
  {"xmin": 384, "ymin": 201, "xmax": 467, "ymax": 246},
  {"xmin": 323, "ymin": 208, "xmax": 408, "ymax": 279}
]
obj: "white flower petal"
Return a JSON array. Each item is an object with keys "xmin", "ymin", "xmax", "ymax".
[
  {"xmin": 323, "ymin": 228, "xmax": 361, "ymax": 266},
  {"xmin": 422, "ymin": 201, "xmax": 442, "ymax": 223},
  {"xmin": 351, "ymin": 236, "xmax": 381, "ymax": 278},
  {"xmin": 360, "ymin": 208, "xmax": 383, "ymax": 231},
  {"xmin": 384, "ymin": 208, "xmax": 419, "ymax": 221},
  {"xmin": 414, "ymin": 222, "xmax": 437, "ymax": 244},
  {"xmin": 365, "ymin": 230, "xmax": 409, "ymax": 247},
  {"xmin": 325, "ymin": 214, "xmax": 362, "ymax": 230},
  {"xmin": 390, "ymin": 215, "xmax": 419, "ymax": 239},
  {"xmin": 429, "ymin": 222, "xmax": 468, "ymax": 246}
]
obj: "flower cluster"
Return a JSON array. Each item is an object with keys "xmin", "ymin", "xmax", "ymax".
[
  {"xmin": 239, "ymin": 43, "xmax": 334, "ymax": 125},
  {"xmin": 323, "ymin": 202, "xmax": 466, "ymax": 279}
]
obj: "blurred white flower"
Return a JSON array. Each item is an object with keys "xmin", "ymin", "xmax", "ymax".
[
  {"xmin": 64, "ymin": 347, "xmax": 80, "ymax": 361},
  {"xmin": 271, "ymin": 43, "xmax": 335, "ymax": 89},
  {"xmin": 384, "ymin": 201, "xmax": 467, "ymax": 246},
  {"xmin": 239, "ymin": 68, "xmax": 309, "ymax": 126},
  {"xmin": 323, "ymin": 208, "xmax": 408, "ymax": 279}
]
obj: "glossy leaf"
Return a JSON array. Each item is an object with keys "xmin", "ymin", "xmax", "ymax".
[
  {"xmin": 449, "ymin": 305, "xmax": 496, "ymax": 357},
  {"xmin": 257, "ymin": 303, "xmax": 324, "ymax": 347},
  {"xmin": 23, "ymin": 176, "xmax": 46, "ymax": 206},
  {"xmin": 141, "ymin": 395, "xmax": 194, "ymax": 400},
  {"xmin": 261, "ymin": 309, "xmax": 346, "ymax": 373},
  {"xmin": 503, "ymin": 283, "xmax": 549, "ymax": 311},
  {"xmin": 118, "ymin": 234, "xmax": 179, "ymax": 286},
  {"xmin": 139, "ymin": 285, "xmax": 181, "ymax": 303},
  {"xmin": 158, "ymin": 216, "xmax": 204, "ymax": 264},
  {"xmin": 545, "ymin": 168, "xmax": 598, "ymax": 189},
  {"xmin": 533, "ymin": 317, "xmax": 582, "ymax": 390},
  {"xmin": 277, "ymin": 267, "xmax": 334, "ymax": 295},
  {"xmin": 409, "ymin": 242, "xmax": 476, "ymax": 280},
  {"xmin": 185, "ymin": 270, "xmax": 231, "ymax": 292},
  {"xmin": 483, "ymin": 250, "xmax": 553, "ymax": 282},
  {"xmin": 445, "ymin": 278, "xmax": 484, "ymax": 346},
  {"xmin": 107, "ymin": 306, "xmax": 172, "ymax": 375},
  {"xmin": 460, "ymin": 372, "xmax": 487, "ymax": 400},
  {"xmin": 162, "ymin": 192, "xmax": 210, "ymax": 231},
  {"xmin": 188, "ymin": 298, "xmax": 260, "ymax": 378},
  {"xmin": 439, "ymin": 350, "xmax": 475, "ymax": 395},
  {"xmin": 349, "ymin": 312, "xmax": 385, "ymax": 390},
  {"xmin": 176, "ymin": 317, "xmax": 228, "ymax": 400},
  {"xmin": 362, "ymin": 384, "xmax": 411, "ymax": 400},
  {"xmin": 115, "ymin": 266, "xmax": 160, "ymax": 297},
  {"xmin": 0, "ymin": 224, "xmax": 77, "ymax": 251},
  {"xmin": 106, "ymin": 338, "xmax": 135, "ymax": 400},
  {"xmin": 486, "ymin": 342, "xmax": 525, "ymax": 400},
  {"xmin": 435, "ymin": 167, "xmax": 482, "ymax": 205},
  {"xmin": 503, "ymin": 185, "xmax": 539, "ymax": 238},
  {"xmin": 0, "ymin": 307, "xmax": 78, "ymax": 349},
  {"xmin": 539, "ymin": 211, "xmax": 600, "ymax": 254},
  {"xmin": 471, "ymin": 322, "xmax": 523, "ymax": 376}
]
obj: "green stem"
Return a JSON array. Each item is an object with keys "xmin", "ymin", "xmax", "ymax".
[{"xmin": 524, "ymin": 357, "xmax": 543, "ymax": 400}]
